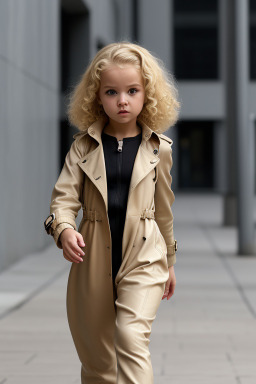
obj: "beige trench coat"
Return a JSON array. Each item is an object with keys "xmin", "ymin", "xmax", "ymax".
[
  {"xmin": 44, "ymin": 115, "xmax": 177, "ymax": 273},
  {"xmin": 44, "ymin": 115, "xmax": 178, "ymax": 380}
]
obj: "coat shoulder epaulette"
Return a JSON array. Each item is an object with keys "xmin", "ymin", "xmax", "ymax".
[
  {"xmin": 158, "ymin": 133, "xmax": 173, "ymax": 145},
  {"xmin": 72, "ymin": 130, "xmax": 88, "ymax": 140}
]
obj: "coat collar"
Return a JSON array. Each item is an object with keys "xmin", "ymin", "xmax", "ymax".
[
  {"xmin": 77, "ymin": 116, "xmax": 161, "ymax": 212},
  {"xmin": 86, "ymin": 115, "xmax": 161, "ymax": 145}
]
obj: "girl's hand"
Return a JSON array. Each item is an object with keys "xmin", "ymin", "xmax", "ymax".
[
  {"xmin": 162, "ymin": 266, "xmax": 176, "ymax": 300},
  {"xmin": 59, "ymin": 228, "xmax": 86, "ymax": 264}
]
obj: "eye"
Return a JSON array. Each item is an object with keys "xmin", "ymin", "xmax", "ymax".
[
  {"xmin": 129, "ymin": 88, "xmax": 138, "ymax": 95},
  {"xmin": 106, "ymin": 89, "xmax": 116, "ymax": 96}
]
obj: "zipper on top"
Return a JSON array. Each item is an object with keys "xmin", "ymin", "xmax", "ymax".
[
  {"xmin": 117, "ymin": 139, "xmax": 123, "ymax": 152},
  {"xmin": 116, "ymin": 138, "xmax": 123, "ymax": 209},
  {"xmin": 116, "ymin": 138, "xmax": 123, "ymax": 260}
]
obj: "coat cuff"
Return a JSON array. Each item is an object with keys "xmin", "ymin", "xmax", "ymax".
[
  {"xmin": 44, "ymin": 213, "xmax": 77, "ymax": 248},
  {"xmin": 166, "ymin": 240, "xmax": 178, "ymax": 267},
  {"xmin": 54, "ymin": 223, "xmax": 76, "ymax": 249}
]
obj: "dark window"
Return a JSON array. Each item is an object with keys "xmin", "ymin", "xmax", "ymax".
[
  {"xmin": 60, "ymin": 8, "xmax": 90, "ymax": 93},
  {"xmin": 251, "ymin": 0, "xmax": 256, "ymax": 12},
  {"xmin": 250, "ymin": 0, "xmax": 256, "ymax": 79},
  {"xmin": 173, "ymin": 0, "xmax": 219, "ymax": 80},
  {"xmin": 60, "ymin": 5, "xmax": 90, "ymax": 171},
  {"xmin": 61, "ymin": 9, "xmax": 70, "ymax": 93},
  {"xmin": 174, "ymin": 0, "xmax": 218, "ymax": 14},
  {"xmin": 177, "ymin": 121, "xmax": 214, "ymax": 189},
  {"xmin": 132, "ymin": 0, "xmax": 139, "ymax": 42}
]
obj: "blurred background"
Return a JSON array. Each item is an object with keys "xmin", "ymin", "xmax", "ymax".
[{"xmin": 0, "ymin": 0, "xmax": 256, "ymax": 383}]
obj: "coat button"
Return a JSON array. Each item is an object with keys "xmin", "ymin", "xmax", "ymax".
[
  {"xmin": 91, "ymin": 130, "xmax": 95, "ymax": 135},
  {"xmin": 82, "ymin": 159, "xmax": 87, "ymax": 163},
  {"xmin": 153, "ymin": 149, "xmax": 158, "ymax": 155}
]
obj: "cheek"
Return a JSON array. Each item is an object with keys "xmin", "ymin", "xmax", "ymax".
[
  {"xmin": 139, "ymin": 91, "xmax": 145, "ymax": 103},
  {"xmin": 102, "ymin": 98, "xmax": 115, "ymax": 112},
  {"xmin": 135, "ymin": 95, "xmax": 145, "ymax": 110}
]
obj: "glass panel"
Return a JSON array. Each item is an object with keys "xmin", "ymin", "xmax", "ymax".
[
  {"xmin": 250, "ymin": 0, "xmax": 256, "ymax": 79},
  {"xmin": 178, "ymin": 121, "xmax": 214, "ymax": 189},
  {"xmin": 173, "ymin": 0, "xmax": 218, "ymax": 80}
]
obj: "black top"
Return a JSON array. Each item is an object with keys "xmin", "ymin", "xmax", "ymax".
[{"xmin": 101, "ymin": 129, "xmax": 142, "ymax": 280}]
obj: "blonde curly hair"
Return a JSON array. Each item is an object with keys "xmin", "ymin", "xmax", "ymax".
[{"xmin": 67, "ymin": 41, "xmax": 181, "ymax": 133}]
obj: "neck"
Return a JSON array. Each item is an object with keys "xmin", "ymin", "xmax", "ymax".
[{"xmin": 103, "ymin": 118, "xmax": 141, "ymax": 140}]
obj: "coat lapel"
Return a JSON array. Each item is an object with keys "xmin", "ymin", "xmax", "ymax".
[{"xmin": 77, "ymin": 116, "xmax": 161, "ymax": 212}]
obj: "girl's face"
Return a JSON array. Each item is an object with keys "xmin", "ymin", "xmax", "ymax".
[{"xmin": 97, "ymin": 64, "xmax": 145, "ymax": 126}]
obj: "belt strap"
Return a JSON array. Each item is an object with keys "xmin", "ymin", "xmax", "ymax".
[
  {"xmin": 83, "ymin": 208, "xmax": 154, "ymax": 221},
  {"xmin": 167, "ymin": 240, "xmax": 178, "ymax": 254},
  {"xmin": 140, "ymin": 208, "xmax": 155, "ymax": 219},
  {"xmin": 83, "ymin": 209, "xmax": 102, "ymax": 222}
]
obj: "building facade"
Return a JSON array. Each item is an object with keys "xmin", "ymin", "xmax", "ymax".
[{"xmin": 1, "ymin": 0, "xmax": 255, "ymax": 270}]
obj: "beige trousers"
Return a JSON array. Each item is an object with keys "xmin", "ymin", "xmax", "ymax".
[{"xmin": 66, "ymin": 247, "xmax": 169, "ymax": 383}]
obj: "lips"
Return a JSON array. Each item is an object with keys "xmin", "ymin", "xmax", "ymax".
[{"xmin": 118, "ymin": 110, "xmax": 129, "ymax": 114}]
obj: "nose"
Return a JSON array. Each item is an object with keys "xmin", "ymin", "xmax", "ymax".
[{"xmin": 118, "ymin": 93, "xmax": 128, "ymax": 106}]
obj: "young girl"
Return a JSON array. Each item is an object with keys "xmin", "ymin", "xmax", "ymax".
[{"xmin": 44, "ymin": 41, "xmax": 180, "ymax": 383}]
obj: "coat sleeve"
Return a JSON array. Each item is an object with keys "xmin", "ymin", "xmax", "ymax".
[
  {"xmin": 44, "ymin": 138, "xmax": 84, "ymax": 249},
  {"xmin": 154, "ymin": 140, "xmax": 177, "ymax": 267}
]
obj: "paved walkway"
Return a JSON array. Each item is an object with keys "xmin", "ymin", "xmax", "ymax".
[{"xmin": 0, "ymin": 194, "xmax": 256, "ymax": 384}]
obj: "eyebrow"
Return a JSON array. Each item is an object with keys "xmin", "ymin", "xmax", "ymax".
[{"xmin": 103, "ymin": 83, "xmax": 142, "ymax": 88}]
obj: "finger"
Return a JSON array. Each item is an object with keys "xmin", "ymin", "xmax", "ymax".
[
  {"xmin": 77, "ymin": 238, "xmax": 86, "ymax": 247},
  {"xmin": 72, "ymin": 243, "xmax": 85, "ymax": 256},
  {"xmin": 163, "ymin": 284, "xmax": 170, "ymax": 295},
  {"xmin": 167, "ymin": 285, "xmax": 176, "ymax": 300},
  {"xmin": 76, "ymin": 234, "xmax": 86, "ymax": 247},
  {"xmin": 66, "ymin": 246, "xmax": 84, "ymax": 262},
  {"xmin": 63, "ymin": 250, "xmax": 80, "ymax": 263},
  {"xmin": 162, "ymin": 286, "xmax": 169, "ymax": 299},
  {"xmin": 66, "ymin": 238, "xmax": 85, "ymax": 256},
  {"xmin": 63, "ymin": 252, "xmax": 78, "ymax": 263}
]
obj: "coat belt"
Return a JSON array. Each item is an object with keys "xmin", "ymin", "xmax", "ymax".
[
  {"xmin": 140, "ymin": 208, "xmax": 155, "ymax": 219},
  {"xmin": 83, "ymin": 209, "xmax": 103, "ymax": 222},
  {"xmin": 82, "ymin": 208, "xmax": 155, "ymax": 221}
]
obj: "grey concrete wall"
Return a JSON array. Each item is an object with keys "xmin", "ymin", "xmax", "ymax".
[
  {"xmin": 0, "ymin": 0, "xmax": 60, "ymax": 271},
  {"xmin": 138, "ymin": 0, "xmax": 172, "ymax": 70},
  {"xmin": 84, "ymin": 0, "xmax": 118, "ymax": 57},
  {"xmin": 0, "ymin": 0, "xmax": 120, "ymax": 272}
]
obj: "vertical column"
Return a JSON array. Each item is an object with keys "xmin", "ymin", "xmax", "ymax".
[
  {"xmin": 234, "ymin": 0, "xmax": 255, "ymax": 254},
  {"xmin": 137, "ymin": 0, "xmax": 178, "ymax": 189},
  {"xmin": 222, "ymin": 0, "xmax": 238, "ymax": 225},
  {"xmin": 169, "ymin": 0, "xmax": 179, "ymax": 191}
]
